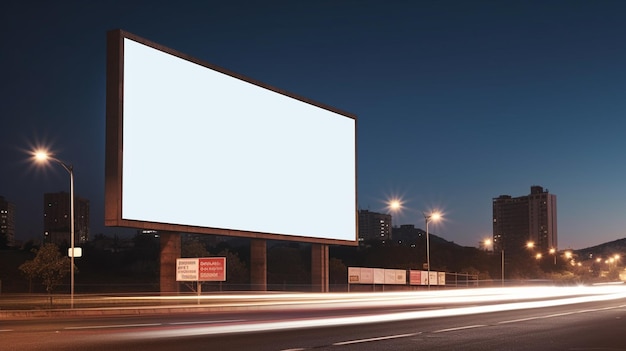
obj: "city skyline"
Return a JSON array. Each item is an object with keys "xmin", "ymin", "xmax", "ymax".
[{"xmin": 2, "ymin": 1, "xmax": 626, "ymax": 250}]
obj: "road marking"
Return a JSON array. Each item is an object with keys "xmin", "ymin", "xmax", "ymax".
[
  {"xmin": 169, "ymin": 319, "xmax": 245, "ymax": 325},
  {"xmin": 500, "ymin": 305, "xmax": 623, "ymax": 324},
  {"xmin": 433, "ymin": 325, "xmax": 486, "ymax": 333},
  {"xmin": 65, "ymin": 323, "xmax": 162, "ymax": 330},
  {"xmin": 499, "ymin": 316, "xmax": 541, "ymax": 324},
  {"xmin": 333, "ymin": 332, "xmax": 421, "ymax": 346}
]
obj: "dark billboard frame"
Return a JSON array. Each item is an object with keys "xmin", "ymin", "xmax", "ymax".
[{"xmin": 105, "ymin": 29, "xmax": 358, "ymax": 246}]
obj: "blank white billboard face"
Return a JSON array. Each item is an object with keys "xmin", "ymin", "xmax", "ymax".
[{"xmin": 107, "ymin": 33, "xmax": 356, "ymax": 244}]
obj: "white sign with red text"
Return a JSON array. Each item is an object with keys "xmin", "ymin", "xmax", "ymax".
[{"xmin": 176, "ymin": 257, "xmax": 226, "ymax": 282}]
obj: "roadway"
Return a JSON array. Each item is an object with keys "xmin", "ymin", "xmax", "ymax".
[{"xmin": 3, "ymin": 285, "xmax": 626, "ymax": 350}]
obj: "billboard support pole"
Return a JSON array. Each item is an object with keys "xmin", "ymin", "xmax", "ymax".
[
  {"xmin": 311, "ymin": 244, "xmax": 329, "ymax": 292},
  {"xmin": 250, "ymin": 239, "xmax": 267, "ymax": 291},
  {"xmin": 160, "ymin": 231, "xmax": 181, "ymax": 295}
]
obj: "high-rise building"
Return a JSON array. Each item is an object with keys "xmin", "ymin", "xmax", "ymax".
[
  {"xmin": 358, "ymin": 210, "xmax": 391, "ymax": 243},
  {"xmin": 43, "ymin": 192, "xmax": 90, "ymax": 246},
  {"xmin": 0, "ymin": 196, "xmax": 16, "ymax": 247},
  {"xmin": 492, "ymin": 185, "xmax": 557, "ymax": 255}
]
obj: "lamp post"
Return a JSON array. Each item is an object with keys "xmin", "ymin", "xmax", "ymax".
[
  {"xmin": 424, "ymin": 211, "xmax": 441, "ymax": 289},
  {"xmin": 34, "ymin": 150, "xmax": 75, "ymax": 308},
  {"xmin": 485, "ymin": 238, "xmax": 504, "ymax": 287},
  {"xmin": 549, "ymin": 248, "xmax": 557, "ymax": 265},
  {"xmin": 501, "ymin": 248, "xmax": 505, "ymax": 286}
]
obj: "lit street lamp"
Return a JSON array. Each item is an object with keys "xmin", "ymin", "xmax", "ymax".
[
  {"xmin": 387, "ymin": 199, "xmax": 402, "ymax": 213},
  {"xmin": 33, "ymin": 150, "xmax": 76, "ymax": 308},
  {"xmin": 549, "ymin": 248, "xmax": 557, "ymax": 265},
  {"xmin": 482, "ymin": 238, "xmax": 492, "ymax": 251},
  {"xmin": 484, "ymin": 238, "xmax": 505, "ymax": 286},
  {"xmin": 424, "ymin": 211, "xmax": 441, "ymax": 289},
  {"xmin": 387, "ymin": 198, "xmax": 403, "ymax": 232}
]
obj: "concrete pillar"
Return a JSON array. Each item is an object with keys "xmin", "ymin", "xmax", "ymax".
[
  {"xmin": 160, "ymin": 231, "xmax": 181, "ymax": 295},
  {"xmin": 250, "ymin": 239, "xmax": 267, "ymax": 291},
  {"xmin": 311, "ymin": 243, "xmax": 329, "ymax": 292}
]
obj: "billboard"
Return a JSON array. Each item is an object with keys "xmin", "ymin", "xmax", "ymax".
[
  {"xmin": 348, "ymin": 267, "xmax": 406, "ymax": 285},
  {"xmin": 176, "ymin": 257, "xmax": 226, "ymax": 282},
  {"xmin": 409, "ymin": 270, "xmax": 444, "ymax": 285},
  {"xmin": 105, "ymin": 30, "xmax": 357, "ymax": 245}
]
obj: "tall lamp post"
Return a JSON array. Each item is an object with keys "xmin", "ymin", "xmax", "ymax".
[
  {"xmin": 484, "ymin": 238, "xmax": 504, "ymax": 287},
  {"xmin": 34, "ymin": 150, "xmax": 75, "ymax": 308},
  {"xmin": 424, "ymin": 211, "xmax": 441, "ymax": 289}
]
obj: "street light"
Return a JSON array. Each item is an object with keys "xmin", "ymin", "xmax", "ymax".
[
  {"xmin": 33, "ymin": 149, "xmax": 75, "ymax": 308},
  {"xmin": 424, "ymin": 211, "xmax": 441, "ymax": 289},
  {"xmin": 549, "ymin": 248, "xmax": 557, "ymax": 265},
  {"xmin": 482, "ymin": 238, "xmax": 492, "ymax": 251},
  {"xmin": 483, "ymin": 238, "xmax": 504, "ymax": 287},
  {"xmin": 385, "ymin": 198, "xmax": 404, "ymax": 244},
  {"xmin": 387, "ymin": 198, "xmax": 402, "ymax": 213}
]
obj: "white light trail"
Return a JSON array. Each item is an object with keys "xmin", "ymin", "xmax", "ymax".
[{"xmin": 92, "ymin": 285, "xmax": 626, "ymax": 342}]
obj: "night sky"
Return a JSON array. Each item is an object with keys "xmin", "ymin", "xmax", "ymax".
[{"xmin": 2, "ymin": 0, "xmax": 626, "ymax": 249}]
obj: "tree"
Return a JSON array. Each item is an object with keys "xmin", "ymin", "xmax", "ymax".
[
  {"xmin": 19, "ymin": 243, "xmax": 71, "ymax": 297},
  {"xmin": 182, "ymin": 240, "xmax": 209, "ymax": 258},
  {"xmin": 216, "ymin": 248, "xmax": 248, "ymax": 288}
]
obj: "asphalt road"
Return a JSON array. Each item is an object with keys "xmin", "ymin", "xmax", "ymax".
[{"xmin": 3, "ymin": 288, "xmax": 626, "ymax": 350}]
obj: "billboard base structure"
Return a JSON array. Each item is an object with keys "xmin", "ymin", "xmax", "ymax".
[
  {"xmin": 158, "ymin": 235, "xmax": 331, "ymax": 293},
  {"xmin": 311, "ymin": 244, "xmax": 329, "ymax": 292},
  {"xmin": 160, "ymin": 232, "xmax": 181, "ymax": 295},
  {"xmin": 250, "ymin": 239, "xmax": 267, "ymax": 291}
]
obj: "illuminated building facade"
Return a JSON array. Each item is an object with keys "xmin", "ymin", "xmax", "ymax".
[
  {"xmin": 358, "ymin": 210, "xmax": 391, "ymax": 243},
  {"xmin": 0, "ymin": 196, "xmax": 16, "ymax": 247},
  {"xmin": 492, "ymin": 185, "xmax": 557, "ymax": 255},
  {"xmin": 43, "ymin": 192, "xmax": 90, "ymax": 246}
]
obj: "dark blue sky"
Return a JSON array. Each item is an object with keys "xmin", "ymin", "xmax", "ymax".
[{"xmin": 2, "ymin": 0, "xmax": 626, "ymax": 249}]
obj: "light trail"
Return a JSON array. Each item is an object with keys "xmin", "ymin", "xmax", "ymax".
[
  {"xmin": 102, "ymin": 284, "xmax": 626, "ymax": 311},
  {"xmin": 90, "ymin": 285, "xmax": 626, "ymax": 341},
  {"xmin": 65, "ymin": 323, "xmax": 161, "ymax": 330}
]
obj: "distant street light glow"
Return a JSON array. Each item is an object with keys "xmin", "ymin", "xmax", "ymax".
[{"xmin": 388, "ymin": 199, "xmax": 402, "ymax": 212}]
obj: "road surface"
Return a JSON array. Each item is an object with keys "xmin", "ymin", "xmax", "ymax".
[{"xmin": 3, "ymin": 286, "xmax": 626, "ymax": 350}]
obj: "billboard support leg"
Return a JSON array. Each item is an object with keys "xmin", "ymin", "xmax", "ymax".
[
  {"xmin": 160, "ymin": 231, "xmax": 181, "ymax": 295},
  {"xmin": 311, "ymin": 243, "xmax": 329, "ymax": 292},
  {"xmin": 250, "ymin": 239, "xmax": 267, "ymax": 291}
]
